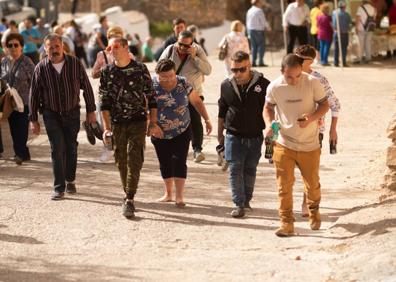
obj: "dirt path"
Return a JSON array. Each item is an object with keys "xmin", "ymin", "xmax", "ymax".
[{"xmin": 0, "ymin": 56, "xmax": 395, "ymax": 281}]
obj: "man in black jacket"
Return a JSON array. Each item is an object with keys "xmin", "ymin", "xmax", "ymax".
[
  {"xmin": 218, "ymin": 51, "xmax": 270, "ymax": 218},
  {"xmin": 154, "ymin": 18, "xmax": 186, "ymax": 61}
]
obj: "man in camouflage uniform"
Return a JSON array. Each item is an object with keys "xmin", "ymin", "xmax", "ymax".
[{"xmin": 100, "ymin": 37, "xmax": 162, "ymax": 219}]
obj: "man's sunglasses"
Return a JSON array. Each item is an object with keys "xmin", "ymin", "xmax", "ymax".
[
  {"xmin": 178, "ymin": 42, "xmax": 192, "ymax": 49},
  {"xmin": 230, "ymin": 67, "xmax": 248, "ymax": 73},
  {"xmin": 7, "ymin": 43, "xmax": 20, "ymax": 48}
]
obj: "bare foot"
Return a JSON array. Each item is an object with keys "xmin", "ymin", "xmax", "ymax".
[{"xmin": 157, "ymin": 195, "xmax": 173, "ymax": 202}]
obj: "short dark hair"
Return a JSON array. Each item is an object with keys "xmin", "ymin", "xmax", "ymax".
[
  {"xmin": 231, "ymin": 51, "xmax": 250, "ymax": 63},
  {"xmin": 155, "ymin": 59, "xmax": 176, "ymax": 73},
  {"xmin": 5, "ymin": 33, "xmax": 24, "ymax": 47},
  {"xmin": 295, "ymin": 44, "xmax": 316, "ymax": 60},
  {"xmin": 99, "ymin": 16, "xmax": 107, "ymax": 24},
  {"xmin": 44, "ymin": 33, "xmax": 63, "ymax": 44},
  {"xmin": 281, "ymin": 54, "xmax": 304, "ymax": 72},
  {"xmin": 178, "ymin": 30, "xmax": 193, "ymax": 40},
  {"xmin": 9, "ymin": 20, "xmax": 17, "ymax": 26},
  {"xmin": 173, "ymin": 18, "xmax": 186, "ymax": 26},
  {"xmin": 313, "ymin": 0, "xmax": 323, "ymax": 7},
  {"xmin": 113, "ymin": 37, "xmax": 129, "ymax": 47}
]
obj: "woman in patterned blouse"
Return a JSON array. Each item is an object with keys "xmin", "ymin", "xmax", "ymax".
[
  {"xmin": 218, "ymin": 20, "xmax": 250, "ymax": 75},
  {"xmin": 0, "ymin": 33, "xmax": 35, "ymax": 165},
  {"xmin": 151, "ymin": 59, "xmax": 212, "ymax": 207}
]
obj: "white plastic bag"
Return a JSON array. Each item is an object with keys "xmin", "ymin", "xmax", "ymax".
[{"xmin": 8, "ymin": 87, "xmax": 24, "ymax": 113}]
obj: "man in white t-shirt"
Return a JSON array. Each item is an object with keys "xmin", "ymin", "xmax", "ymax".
[
  {"xmin": 263, "ymin": 54, "xmax": 329, "ymax": 237},
  {"xmin": 282, "ymin": 0, "xmax": 310, "ymax": 54},
  {"xmin": 355, "ymin": 0, "xmax": 377, "ymax": 63}
]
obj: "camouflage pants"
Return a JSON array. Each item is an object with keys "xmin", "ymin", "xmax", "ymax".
[{"xmin": 112, "ymin": 120, "xmax": 147, "ymax": 199}]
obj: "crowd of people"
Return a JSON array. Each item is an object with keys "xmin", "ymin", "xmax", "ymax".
[
  {"xmin": 7, "ymin": 0, "xmax": 396, "ymax": 237},
  {"xmin": 283, "ymin": 0, "xmax": 396, "ymax": 66}
]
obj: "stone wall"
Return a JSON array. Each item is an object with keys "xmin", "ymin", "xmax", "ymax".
[
  {"xmin": 381, "ymin": 113, "xmax": 396, "ymax": 200},
  {"xmin": 60, "ymin": 0, "xmax": 226, "ymax": 28}
]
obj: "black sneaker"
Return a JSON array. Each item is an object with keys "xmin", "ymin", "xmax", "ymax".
[
  {"xmin": 244, "ymin": 202, "xmax": 252, "ymax": 212},
  {"xmin": 51, "ymin": 191, "xmax": 65, "ymax": 200},
  {"xmin": 14, "ymin": 156, "xmax": 23, "ymax": 165},
  {"xmin": 231, "ymin": 206, "xmax": 245, "ymax": 218},
  {"xmin": 122, "ymin": 199, "xmax": 135, "ymax": 218},
  {"xmin": 90, "ymin": 121, "xmax": 103, "ymax": 140},
  {"xmin": 66, "ymin": 183, "xmax": 77, "ymax": 194},
  {"xmin": 82, "ymin": 121, "xmax": 96, "ymax": 145}
]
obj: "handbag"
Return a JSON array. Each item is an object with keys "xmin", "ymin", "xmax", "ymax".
[
  {"xmin": 7, "ymin": 57, "xmax": 24, "ymax": 112},
  {"xmin": 361, "ymin": 5, "xmax": 376, "ymax": 32},
  {"xmin": 218, "ymin": 38, "xmax": 228, "ymax": 61}
]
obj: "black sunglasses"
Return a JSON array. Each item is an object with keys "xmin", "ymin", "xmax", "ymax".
[
  {"xmin": 178, "ymin": 42, "xmax": 192, "ymax": 49},
  {"xmin": 230, "ymin": 67, "xmax": 248, "ymax": 73},
  {"xmin": 7, "ymin": 43, "xmax": 20, "ymax": 48}
]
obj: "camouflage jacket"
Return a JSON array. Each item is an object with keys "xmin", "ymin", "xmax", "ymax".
[{"xmin": 99, "ymin": 60, "xmax": 156, "ymax": 123}]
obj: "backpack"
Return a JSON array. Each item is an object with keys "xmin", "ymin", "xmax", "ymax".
[{"xmin": 361, "ymin": 5, "xmax": 376, "ymax": 32}]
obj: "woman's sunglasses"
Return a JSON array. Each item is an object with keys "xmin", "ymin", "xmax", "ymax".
[{"xmin": 7, "ymin": 43, "xmax": 20, "ymax": 48}]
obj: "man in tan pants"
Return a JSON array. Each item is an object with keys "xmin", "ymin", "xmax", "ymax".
[{"xmin": 263, "ymin": 54, "xmax": 329, "ymax": 236}]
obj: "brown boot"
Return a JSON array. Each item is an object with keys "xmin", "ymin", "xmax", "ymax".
[
  {"xmin": 309, "ymin": 210, "xmax": 321, "ymax": 230},
  {"xmin": 301, "ymin": 203, "xmax": 309, "ymax": 217},
  {"xmin": 275, "ymin": 222, "xmax": 295, "ymax": 237}
]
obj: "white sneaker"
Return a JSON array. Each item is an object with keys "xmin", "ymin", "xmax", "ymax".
[
  {"xmin": 221, "ymin": 161, "xmax": 229, "ymax": 172},
  {"xmin": 193, "ymin": 151, "xmax": 205, "ymax": 163},
  {"xmin": 217, "ymin": 153, "xmax": 223, "ymax": 166},
  {"xmin": 99, "ymin": 148, "xmax": 113, "ymax": 163}
]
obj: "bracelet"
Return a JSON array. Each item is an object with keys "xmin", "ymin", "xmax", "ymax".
[{"xmin": 204, "ymin": 119, "xmax": 210, "ymax": 123}]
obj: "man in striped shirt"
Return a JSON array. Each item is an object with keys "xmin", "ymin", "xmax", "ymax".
[{"xmin": 29, "ymin": 33, "xmax": 97, "ymax": 200}]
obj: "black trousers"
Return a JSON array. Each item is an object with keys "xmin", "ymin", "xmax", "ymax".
[
  {"xmin": 8, "ymin": 106, "xmax": 30, "ymax": 160},
  {"xmin": 188, "ymin": 96, "xmax": 204, "ymax": 152},
  {"xmin": 151, "ymin": 127, "xmax": 191, "ymax": 179},
  {"xmin": 287, "ymin": 25, "xmax": 308, "ymax": 54}
]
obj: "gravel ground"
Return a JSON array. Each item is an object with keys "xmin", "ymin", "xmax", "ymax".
[{"xmin": 0, "ymin": 55, "xmax": 395, "ymax": 282}]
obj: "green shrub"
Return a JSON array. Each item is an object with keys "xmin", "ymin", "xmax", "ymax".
[{"xmin": 149, "ymin": 21, "xmax": 173, "ymax": 38}]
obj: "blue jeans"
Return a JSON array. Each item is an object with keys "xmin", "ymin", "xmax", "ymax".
[
  {"xmin": 248, "ymin": 29, "xmax": 265, "ymax": 65},
  {"xmin": 225, "ymin": 133, "xmax": 263, "ymax": 207},
  {"xmin": 43, "ymin": 108, "xmax": 80, "ymax": 192},
  {"xmin": 334, "ymin": 33, "xmax": 349, "ymax": 66},
  {"xmin": 8, "ymin": 106, "xmax": 30, "ymax": 159},
  {"xmin": 319, "ymin": 39, "xmax": 331, "ymax": 64}
]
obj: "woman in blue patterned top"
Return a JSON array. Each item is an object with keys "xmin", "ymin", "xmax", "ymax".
[{"xmin": 152, "ymin": 59, "xmax": 212, "ymax": 207}]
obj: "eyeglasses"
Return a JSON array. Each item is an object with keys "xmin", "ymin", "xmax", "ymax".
[
  {"xmin": 7, "ymin": 43, "xmax": 20, "ymax": 48},
  {"xmin": 230, "ymin": 67, "xmax": 248, "ymax": 73},
  {"xmin": 158, "ymin": 76, "xmax": 175, "ymax": 82},
  {"xmin": 178, "ymin": 42, "xmax": 192, "ymax": 49}
]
